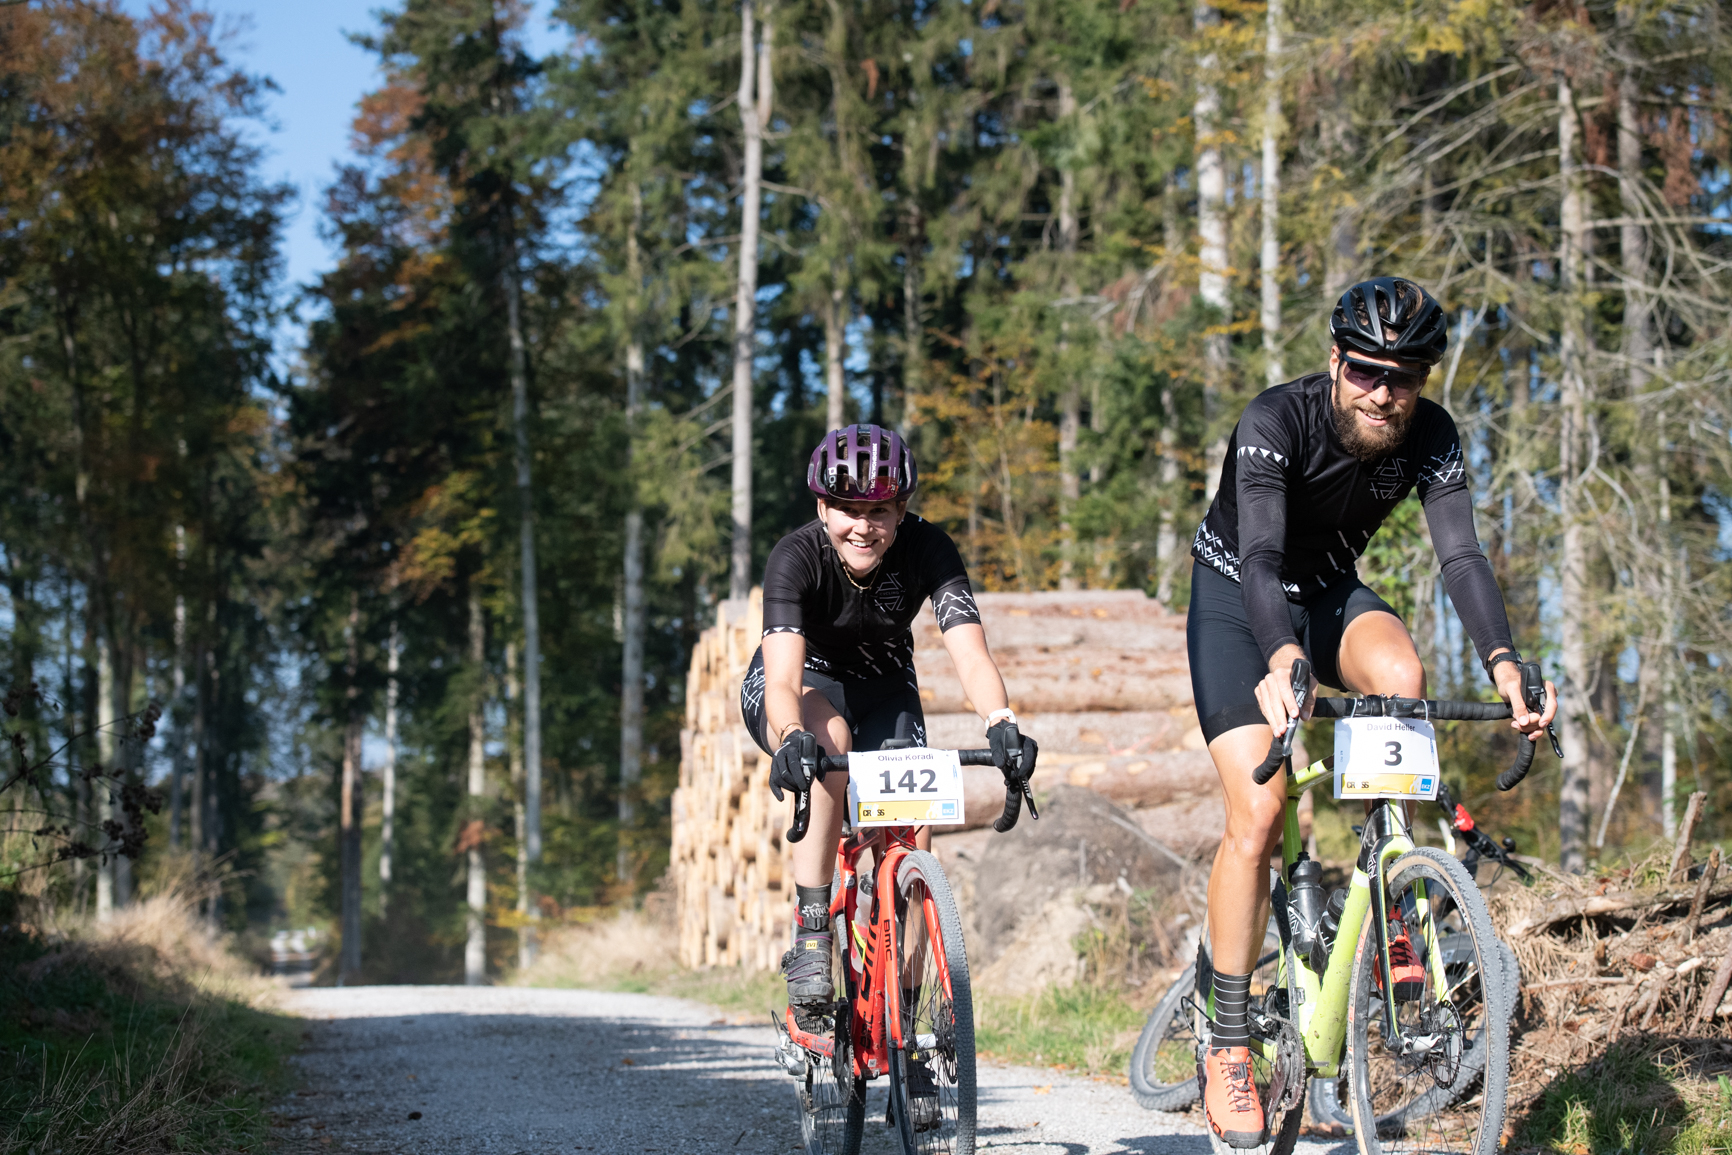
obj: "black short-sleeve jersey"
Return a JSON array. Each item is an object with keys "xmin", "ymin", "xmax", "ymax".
[
  {"xmin": 760, "ymin": 515, "xmax": 981, "ymax": 680},
  {"xmin": 1192, "ymin": 373, "xmax": 1514, "ymax": 666}
]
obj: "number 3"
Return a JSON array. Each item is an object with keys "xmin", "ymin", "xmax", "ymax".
[{"xmin": 1384, "ymin": 741, "xmax": 1403, "ymax": 766}]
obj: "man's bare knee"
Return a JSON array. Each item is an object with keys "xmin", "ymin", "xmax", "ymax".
[{"xmin": 1223, "ymin": 793, "xmax": 1283, "ymax": 859}]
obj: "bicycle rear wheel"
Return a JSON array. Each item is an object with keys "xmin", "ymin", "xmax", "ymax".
[
  {"xmin": 1346, "ymin": 847, "xmax": 1510, "ymax": 1155},
  {"xmin": 886, "ymin": 850, "xmax": 975, "ymax": 1155},
  {"xmin": 1128, "ymin": 962, "xmax": 1202, "ymax": 1111}
]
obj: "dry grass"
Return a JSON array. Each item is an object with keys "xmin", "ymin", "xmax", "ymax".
[
  {"xmin": 514, "ymin": 906, "xmax": 787, "ymax": 1019},
  {"xmin": 1490, "ymin": 844, "xmax": 1732, "ymax": 1152},
  {"xmin": 1, "ymin": 883, "xmax": 297, "ymax": 1154}
]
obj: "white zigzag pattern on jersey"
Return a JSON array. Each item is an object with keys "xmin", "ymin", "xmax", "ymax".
[
  {"xmin": 1192, "ymin": 523, "xmax": 1241, "ymax": 579},
  {"xmin": 932, "ymin": 588, "xmax": 980, "ymax": 630},
  {"xmin": 1420, "ymin": 443, "xmax": 1465, "ymax": 486},
  {"xmin": 1236, "ymin": 445, "xmax": 1289, "ymax": 467},
  {"xmin": 740, "ymin": 662, "xmax": 766, "ymax": 712}
]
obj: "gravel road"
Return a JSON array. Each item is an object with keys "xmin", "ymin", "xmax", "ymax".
[{"xmin": 275, "ymin": 986, "xmax": 1352, "ymax": 1155}]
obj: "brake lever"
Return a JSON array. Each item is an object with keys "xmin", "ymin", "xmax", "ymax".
[
  {"xmin": 1522, "ymin": 662, "xmax": 1562, "ymax": 759},
  {"xmin": 1283, "ymin": 659, "xmax": 1313, "ymax": 759}
]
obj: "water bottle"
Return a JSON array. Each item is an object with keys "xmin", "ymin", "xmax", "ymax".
[
  {"xmin": 1313, "ymin": 887, "xmax": 1348, "ymax": 974},
  {"xmin": 1287, "ymin": 856, "xmax": 1326, "ymax": 963}
]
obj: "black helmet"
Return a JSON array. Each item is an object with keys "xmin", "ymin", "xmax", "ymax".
[{"xmin": 1330, "ymin": 278, "xmax": 1448, "ymax": 367}]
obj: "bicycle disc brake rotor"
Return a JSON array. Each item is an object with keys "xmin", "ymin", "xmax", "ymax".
[
  {"xmin": 935, "ymin": 996, "xmax": 957, "ymax": 1082},
  {"xmin": 1408, "ymin": 1000, "xmax": 1464, "ymax": 1090}
]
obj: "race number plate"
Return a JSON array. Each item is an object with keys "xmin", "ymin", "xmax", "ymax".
[
  {"xmin": 847, "ymin": 748, "xmax": 966, "ymax": 827},
  {"xmin": 1332, "ymin": 717, "xmax": 1441, "ymax": 800}
]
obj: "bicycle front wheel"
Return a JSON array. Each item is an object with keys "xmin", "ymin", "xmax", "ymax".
[
  {"xmin": 1346, "ymin": 847, "xmax": 1510, "ymax": 1155},
  {"xmin": 886, "ymin": 850, "xmax": 975, "ymax": 1155}
]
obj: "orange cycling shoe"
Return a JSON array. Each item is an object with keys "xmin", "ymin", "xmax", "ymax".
[
  {"xmin": 1202, "ymin": 1046, "xmax": 1265, "ymax": 1149},
  {"xmin": 1380, "ymin": 923, "xmax": 1426, "ymax": 1002}
]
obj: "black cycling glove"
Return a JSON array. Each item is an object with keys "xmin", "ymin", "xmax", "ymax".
[
  {"xmin": 769, "ymin": 729, "xmax": 820, "ymax": 801},
  {"xmin": 987, "ymin": 718, "xmax": 1038, "ymax": 784}
]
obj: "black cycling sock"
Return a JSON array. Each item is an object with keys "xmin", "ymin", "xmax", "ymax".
[
  {"xmin": 795, "ymin": 884, "xmax": 831, "ymax": 932},
  {"xmin": 1211, "ymin": 971, "xmax": 1252, "ymax": 1050}
]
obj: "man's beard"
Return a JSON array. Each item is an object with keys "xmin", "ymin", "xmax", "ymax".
[{"xmin": 1332, "ymin": 380, "xmax": 1414, "ymax": 462}]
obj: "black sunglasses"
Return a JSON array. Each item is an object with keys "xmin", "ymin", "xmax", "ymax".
[{"xmin": 1340, "ymin": 357, "xmax": 1428, "ymax": 394}]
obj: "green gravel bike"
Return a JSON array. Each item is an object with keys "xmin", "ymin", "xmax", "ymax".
[{"xmin": 1129, "ymin": 659, "xmax": 1557, "ymax": 1155}]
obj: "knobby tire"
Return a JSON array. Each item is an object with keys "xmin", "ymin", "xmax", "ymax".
[
  {"xmin": 1128, "ymin": 962, "xmax": 1202, "ymax": 1111},
  {"xmin": 886, "ymin": 850, "xmax": 976, "ymax": 1155},
  {"xmin": 1346, "ymin": 847, "xmax": 1511, "ymax": 1155}
]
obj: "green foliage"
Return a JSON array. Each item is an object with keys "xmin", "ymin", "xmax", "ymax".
[
  {"xmin": 1514, "ymin": 1042, "xmax": 1732, "ymax": 1155},
  {"xmin": 974, "ymin": 983, "xmax": 1148, "ymax": 1077}
]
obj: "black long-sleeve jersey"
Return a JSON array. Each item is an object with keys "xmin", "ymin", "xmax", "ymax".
[
  {"xmin": 1191, "ymin": 373, "xmax": 1514, "ymax": 666},
  {"xmin": 760, "ymin": 516, "xmax": 982, "ymax": 681}
]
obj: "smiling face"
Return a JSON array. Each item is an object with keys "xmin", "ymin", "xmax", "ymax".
[
  {"xmin": 818, "ymin": 496, "xmax": 907, "ymax": 576},
  {"xmin": 1328, "ymin": 344, "xmax": 1429, "ymax": 462}
]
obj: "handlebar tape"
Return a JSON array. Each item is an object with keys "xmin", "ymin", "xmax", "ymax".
[{"xmin": 1496, "ymin": 661, "xmax": 1547, "ymax": 792}]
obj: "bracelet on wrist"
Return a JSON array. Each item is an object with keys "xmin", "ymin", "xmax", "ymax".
[
  {"xmin": 1484, "ymin": 650, "xmax": 1523, "ymax": 682},
  {"xmin": 986, "ymin": 708, "xmax": 1017, "ymax": 727},
  {"xmin": 776, "ymin": 722, "xmax": 804, "ymax": 744}
]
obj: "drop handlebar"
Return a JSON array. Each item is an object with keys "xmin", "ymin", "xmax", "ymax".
[
  {"xmin": 785, "ymin": 745, "xmax": 1039, "ymax": 843},
  {"xmin": 1249, "ymin": 658, "xmax": 1558, "ymax": 790}
]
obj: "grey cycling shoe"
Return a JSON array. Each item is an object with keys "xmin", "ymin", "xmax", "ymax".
[{"xmin": 781, "ymin": 929, "xmax": 833, "ymax": 1007}]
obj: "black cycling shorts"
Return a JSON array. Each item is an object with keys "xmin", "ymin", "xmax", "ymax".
[
  {"xmin": 741, "ymin": 647, "xmax": 927, "ymax": 756},
  {"xmin": 1186, "ymin": 560, "xmax": 1400, "ymax": 745}
]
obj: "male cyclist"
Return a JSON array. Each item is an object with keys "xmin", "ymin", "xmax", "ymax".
[
  {"xmin": 742, "ymin": 424, "xmax": 1034, "ymax": 1125},
  {"xmin": 1185, "ymin": 278, "xmax": 1557, "ymax": 1147}
]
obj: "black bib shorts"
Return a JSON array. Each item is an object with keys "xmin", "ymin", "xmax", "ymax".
[
  {"xmin": 1186, "ymin": 560, "xmax": 1400, "ymax": 745},
  {"xmin": 741, "ymin": 647, "xmax": 927, "ymax": 756}
]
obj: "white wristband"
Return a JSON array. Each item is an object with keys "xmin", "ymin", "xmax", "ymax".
[{"xmin": 986, "ymin": 708, "xmax": 1017, "ymax": 727}]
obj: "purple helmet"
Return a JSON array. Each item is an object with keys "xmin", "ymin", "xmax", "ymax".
[{"xmin": 807, "ymin": 424, "xmax": 918, "ymax": 503}]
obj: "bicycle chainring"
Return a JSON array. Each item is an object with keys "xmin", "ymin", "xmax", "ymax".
[{"xmin": 1263, "ymin": 1015, "xmax": 1307, "ymax": 1117}]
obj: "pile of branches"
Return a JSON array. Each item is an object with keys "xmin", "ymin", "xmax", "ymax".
[{"xmin": 1489, "ymin": 794, "xmax": 1732, "ymax": 1113}]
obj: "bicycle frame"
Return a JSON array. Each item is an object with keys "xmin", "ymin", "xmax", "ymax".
[
  {"xmin": 1222, "ymin": 756, "xmax": 1446, "ymax": 1081},
  {"xmin": 784, "ymin": 820, "xmax": 942, "ymax": 1082}
]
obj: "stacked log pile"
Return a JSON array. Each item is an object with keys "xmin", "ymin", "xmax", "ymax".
[{"xmin": 671, "ymin": 586, "xmax": 1218, "ymax": 970}]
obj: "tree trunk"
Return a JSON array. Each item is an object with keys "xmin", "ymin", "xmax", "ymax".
[
  {"xmin": 1057, "ymin": 79, "xmax": 1082, "ymax": 591},
  {"xmin": 731, "ymin": 0, "xmax": 771, "ymax": 600},
  {"xmin": 507, "ymin": 642, "xmax": 530, "ymax": 970},
  {"xmin": 466, "ymin": 587, "xmax": 487, "ymax": 985},
  {"xmin": 110, "ymin": 642, "xmax": 132, "ymax": 909},
  {"xmin": 619, "ymin": 390, "xmax": 646, "ymax": 886},
  {"xmin": 169, "ymin": 526, "xmax": 186, "ymax": 851},
  {"xmin": 95, "ymin": 637, "xmax": 114, "ymax": 923},
  {"xmin": 1556, "ymin": 69, "xmax": 1593, "ymax": 874},
  {"xmin": 825, "ymin": 281, "xmax": 847, "ymax": 432},
  {"xmin": 503, "ymin": 223, "xmax": 542, "ymax": 967},
  {"xmin": 619, "ymin": 178, "xmax": 647, "ymax": 888},
  {"xmin": 381, "ymin": 621, "xmax": 398, "ymax": 913},
  {"xmin": 1154, "ymin": 175, "xmax": 1181, "ymax": 604},
  {"xmin": 1260, "ymin": 0, "xmax": 1283, "ymax": 388},
  {"xmin": 1322, "ymin": 100, "xmax": 1357, "ymax": 296},
  {"xmin": 1194, "ymin": 2, "xmax": 1230, "ymax": 499},
  {"xmin": 339, "ymin": 592, "xmax": 363, "ymax": 983},
  {"xmin": 902, "ymin": 205, "xmax": 924, "ymax": 411}
]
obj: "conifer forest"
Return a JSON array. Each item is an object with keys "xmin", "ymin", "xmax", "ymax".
[{"xmin": 3, "ymin": 0, "xmax": 1731, "ymax": 982}]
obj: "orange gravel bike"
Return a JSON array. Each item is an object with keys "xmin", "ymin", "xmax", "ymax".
[{"xmin": 772, "ymin": 725, "xmax": 1038, "ymax": 1155}]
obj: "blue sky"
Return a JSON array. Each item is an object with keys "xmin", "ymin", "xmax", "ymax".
[{"xmin": 120, "ymin": 1, "xmax": 570, "ymax": 321}]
